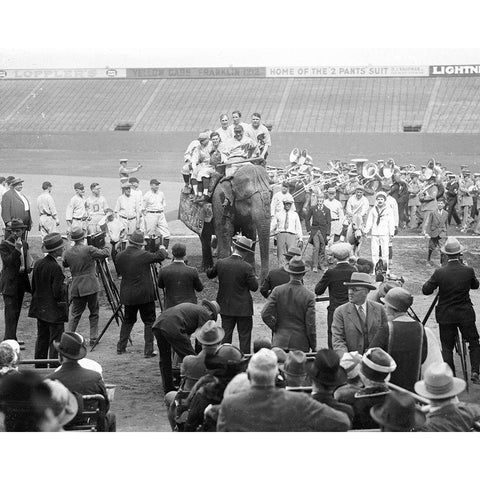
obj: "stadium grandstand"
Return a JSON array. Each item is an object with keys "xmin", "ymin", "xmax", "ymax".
[{"xmin": 1, "ymin": 71, "xmax": 480, "ymax": 134}]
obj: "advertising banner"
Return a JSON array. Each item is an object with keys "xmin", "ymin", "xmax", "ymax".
[
  {"xmin": 0, "ymin": 68, "xmax": 127, "ymax": 79},
  {"xmin": 126, "ymin": 67, "xmax": 266, "ymax": 79},
  {"xmin": 266, "ymin": 65, "xmax": 429, "ymax": 78},
  {"xmin": 429, "ymin": 65, "xmax": 480, "ymax": 76}
]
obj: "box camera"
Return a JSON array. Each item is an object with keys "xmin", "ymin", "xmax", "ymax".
[
  {"xmin": 87, "ymin": 231, "xmax": 106, "ymax": 249},
  {"xmin": 145, "ymin": 235, "xmax": 162, "ymax": 253}
]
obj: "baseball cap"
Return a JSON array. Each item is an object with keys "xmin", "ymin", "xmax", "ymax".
[
  {"xmin": 74, "ymin": 182, "xmax": 84, "ymax": 190},
  {"xmin": 150, "ymin": 178, "xmax": 161, "ymax": 185}
]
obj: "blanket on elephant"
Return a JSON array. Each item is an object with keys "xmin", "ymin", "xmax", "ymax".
[
  {"xmin": 231, "ymin": 164, "xmax": 271, "ymax": 202},
  {"xmin": 178, "ymin": 192, "xmax": 213, "ymax": 235}
]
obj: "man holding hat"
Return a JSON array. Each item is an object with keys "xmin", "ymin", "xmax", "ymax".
[
  {"xmin": 115, "ymin": 182, "xmax": 141, "ymax": 236},
  {"xmin": 415, "ymin": 362, "xmax": 480, "ymax": 431},
  {"xmin": 332, "ymin": 272, "xmax": 388, "ymax": 357},
  {"xmin": 0, "ymin": 218, "xmax": 32, "ymax": 341},
  {"xmin": 116, "ymin": 230, "xmax": 168, "ymax": 357},
  {"xmin": 66, "ymin": 182, "xmax": 89, "ymax": 233},
  {"xmin": 260, "ymin": 245, "xmax": 301, "ymax": 298},
  {"xmin": 261, "ymin": 257, "xmax": 316, "ymax": 352},
  {"xmin": 271, "ymin": 198, "xmax": 303, "ymax": 266},
  {"xmin": 370, "ymin": 286, "xmax": 427, "ymax": 391},
  {"xmin": 36, "ymin": 181, "xmax": 60, "ymax": 238},
  {"xmin": 364, "ymin": 190, "xmax": 395, "ymax": 272},
  {"xmin": 217, "ymin": 348, "xmax": 351, "ymax": 431},
  {"xmin": 48, "ymin": 332, "xmax": 116, "ymax": 431},
  {"xmin": 62, "ymin": 227, "xmax": 111, "ymax": 346},
  {"xmin": 119, "ymin": 158, "xmax": 143, "ymax": 180},
  {"xmin": 142, "ymin": 178, "xmax": 170, "ymax": 248},
  {"xmin": 1, "ymin": 178, "xmax": 32, "ymax": 236},
  {"xmin": 422, "ymin": 237, "xmax": 480, "ymax": 384},
  {"xmin": 152, "ymin": 300, "xmax": 221, "ymax": 394},
  {"xmin": 28, "ymin": 232, "xmax": 68, "ymax": 359},
  {"xmin": 207, "ymin": 235, "xmax": 258, "ymax": 354},
  {"xmin": 315, "ymin": 242, "xmax": 356, "ymax": 348}
]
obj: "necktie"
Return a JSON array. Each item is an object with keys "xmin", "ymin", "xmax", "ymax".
[
  {"xmin": 284, "ymin": 211, "xmax": 289, "ymax": 231},
  {"xmin": 358, "ymin": 305, "xmax": 366, "ymax": 329}
]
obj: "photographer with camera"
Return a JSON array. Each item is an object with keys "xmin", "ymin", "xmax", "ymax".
[{"xmin": 63, "ymin": 227, "xmax": 110, "ymax": 346}]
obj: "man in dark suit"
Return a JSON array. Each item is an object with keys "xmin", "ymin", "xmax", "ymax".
[
  {"xmin": 0, "ymin": 218, "xmax": 32, "ymax": 341},
  {"xmin": 1, "ymin": 178, "xmax": 32, "ymax": 237},
  {"xmin": 63, "ymin": 227, "xmax": 110, "ymax": 345},
  {"xmin": 315, "ymin": 242, "xmax": 357, "ymax": 348},
  {"xmin": 48, "ymin": 331, "xmax": 116, "ymax": 431},
  {"xmin": 445, "ymin": 173, "xmax": 461, "ymax": 226},
  {"xmin": 260, "ymin": 246, "xmax": 301, "ymax": 298},
  {"xmin": 423, "ymin": 196, "xmax": 448, "ymax": 267},
  {"xmin": 152, "ymin": 300, "xmax": 220, "ymax": 394},
  {"xmin": 332, "ymin": 272, "xmax": 388, "ymax": 357},
  {"xmin": 261, "ymin": 257, "xmax": 316, "ymax": 352},
  {"xmin": 28, "ymin": 233, "xmax": 68, "ymax": 359},
  {"xmin": 422, "ymin": 237, "xmax": 480, "ymax": 384},
  {"xmin": 206, "ymin": 235, "xmax": 259, "ymax": 353},
  {"xmin": 116, "ymin": 230, "xmax": 168, "ymax": 357},
  {"xmin": 157, "ymin": 242, "xmax": 204, "ymax": 309}
]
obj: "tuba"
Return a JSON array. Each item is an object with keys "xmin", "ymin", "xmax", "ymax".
[
  {"xmin": 362, "ymin": 162, "xmax": 379, "ymax": 179},
  {"xmin": 351, "ymin": 158, "xmax": 369, "ymax": 174}
]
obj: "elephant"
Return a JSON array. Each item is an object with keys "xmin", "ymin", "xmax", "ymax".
[{"xmin": 179, "ymin": 163, "xmax": 272, "ymax": 282}]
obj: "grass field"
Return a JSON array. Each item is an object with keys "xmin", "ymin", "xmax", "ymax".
[{"xmin": 2, "ymin": 133, "xmax": 480, "ymax": 431}]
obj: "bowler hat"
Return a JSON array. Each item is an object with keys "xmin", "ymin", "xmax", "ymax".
[
  {"xmin": 440, "ymin": 237, "xmax": 464, "ymax": 255},
  {"xmin": 196, "ymin": 320, "xmax": 225, "ymax": 345},
  {"xmin": 284, "ymin": 246, "xmax": 302, "ymax": 260},
  {"xmin": 370, "ymin": 391, "xmax": 426, "ymax": 431},
  {"xmin": 10, "ymin": 178, "xmax": 24, "ymax": 187},
  {"xmin": 41, "ymin": 232, "xmax": 66, "ymax": 253},
  {"xmin": 360, "ymin": 347, "xmax": 396, "ymax": 382},
  {"xmin": 70, "ymin": 227, "xmax": 86, "ymax": 242},
  {"xmin": 383, "ymin": 287, "xmax": 414, "ymax": 312},
  {"xmin": 414, "ymin": 362, "xmax": 465, "ymax": 400},
  {"xmin": 232, "ymin": 235, "xmax": 255, "ymax": 253},
  {"xmin": 310, "ymin": 349, "xmax": 347, "ymax": 387},
  {"xmin": 53, "ymin": 332, "xmax": 87, "ymax": 360},
  {"xmin": 283, "ymin": 350, "xmax": 307, "ymax": 377},
  {"xmin": 330, "ymin": 242, "xmax": 352, "ymax": 260},
  {"xmin": 284, "ymin": 256, "xmax": 307, "ymax": 275},
  {"xmin": 201, "ymin": 299, "xmax": 221, "ymax": 318},
  {"xmin": 8, "ymin": 218, "xmax": 27, "ymax": 230},
  {"xmin": 128, "ymin": 230, "xmax": 147, "ymax": 246},
  {"xmin": 344, "ymin": 272, "xmax": 376, "ymax": 290}
]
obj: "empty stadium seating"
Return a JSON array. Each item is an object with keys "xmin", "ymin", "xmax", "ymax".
[{"xmin": 1, "ymin": 76, "xmax": 479, "ymax": 133}]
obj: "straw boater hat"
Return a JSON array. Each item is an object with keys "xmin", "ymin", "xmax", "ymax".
[
  {"xmin": 196, "ymin": 320, "xmax": 225, "ymax": 345},
  {"xmin": 344, "ymin": 272, "xmax": 376, "ymax": 291},
  {"xmin": 440, "ymin": 237, "xmax": 464, "ymax": 256},
  {"xmin": 232, "ymin": 235, "xmax": 255, "ymax": 253},
  {"xmin": 284, "ymin": 257, "xmax": 308, "ymax": 275},
  {"xmin": 370, "ymin": 391, "xmax": 426, "ymax": 431},
  {"xmin": 41, "ymin": 232, "xmax": 67, "ymax": 253},
  {"xmin": 284, "ymin": 246, "xmax": 302, "ymax": 260},
  {"xmin": 414, "ymin": 362, "xmax": 466, "ymax": 400},
  {"xmin": 10, "ymin": 178, "xmax": 24, "ymax": 187},
  {"xmin": 53, "ymin": 332, "xmax": 87, "ymax": 361},
  {"xmin": 360, "ymin": 347, "xmax": 396, "ymax": 382},
  {"xmin": 200, "ymin": 299, "xmax": 221, "ymax": 318}
]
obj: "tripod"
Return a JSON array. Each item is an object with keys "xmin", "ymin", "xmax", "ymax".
[
  {"xmin": 455, "ymin": 328, "xmax": 469, "ymax": 392},
  {"xmin": 91, "ymin": 258, "xmax": 131, "ymax": 351},
  {"xmin": 150, "ymin": 262, "xmax": 164, "ymax": 312}
]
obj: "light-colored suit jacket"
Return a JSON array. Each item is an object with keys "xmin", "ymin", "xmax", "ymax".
[{"xmin": 332, "ymin": 300, "xmax": 387, "ymax": 357}]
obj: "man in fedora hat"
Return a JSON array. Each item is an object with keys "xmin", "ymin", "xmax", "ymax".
[
  {"xmin": 315, "ymin": 242, "xmax": 356, "ymax": 349},
  {"xmin": 157, "ymin": 242, "xmax": 204, "ymax": 309},
  {"xmin": 28, "ymin": 233, "xmax": 68, "ymax": 359},
  {"xmin": 115, "ymin": 182, "xmax": 141, "ymax": 236},
  {"xmin": 48, "ymin": 332, "xmax": 116, "ymax": 431},
  {"xmin": 261, "ymin": 257, "xmax": 316, "ymax": 352},
  {"xmin": 152, "ymin": 300, "xmax": 221, "ymax": 394},
  {"xmin": 310, "ymin": 349, "xmax": 354, "ymax": 421},
  {"xmin": 0, "ymin": 218, "xmax": 32, "ymax": 342},
  {"xmin": 370, "ymin": 391, "xmax": 426, "ymax": 432},
  {"xmin": 206, "ymin": 235, "xmax": 258, "ymax": 354},
  {"xmin": 332, "ymin": 272, "xmax": 388, "ymax": 357},
  {"xmin": 66, "ymin": 182, "xmax": 89, "ymax": 234},
  {"xmin": 283, "ymin": 350, "xmax": 309, "ymax": 387},
  {"xmin": 62, "ymin": 227, "xmax": 110, "ymax": 346},
  {"xmin": 423, "ymin": 196, "xmax": 448, "ymax": 267},
  {"xmin": 217, "ymin": 348, "xmax": 351, "ymax": 431},
  {"xmin": 422, "ymin": 237, "xmax": 480, "ymax": 384},
  {"xmin": 1, "ymin": 178, "xmax": 32, "ymax": 237},
  {"xmin": 116, "ymin": 230, "xmax": 168, "ymax": 357},
  {"xmin": 271, "ymin": 199, "xmax": 303, "ymax": 266},
  {"xmin": 415, "ymin": 362, "xmax": 480, "ymax": 431},
  {"xmin": 370, "ymin": 286, "xmax": 427, "ymax": 392},
  {"xmin": 260, "ymin": 245, "xmax": 301, "ymax": 298}
]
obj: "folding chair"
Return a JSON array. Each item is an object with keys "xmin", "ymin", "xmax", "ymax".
[{"xmin": 64, "ymin": 394, "xmax": 107, "ymax": 432}]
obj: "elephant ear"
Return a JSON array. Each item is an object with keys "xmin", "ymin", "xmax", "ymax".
[{"xmin": 231, "ymin": 164, "xmax": 271, "ymax": 202}]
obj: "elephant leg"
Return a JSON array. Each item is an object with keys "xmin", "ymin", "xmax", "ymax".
[
  {"xmin": 200, "ymin": 223, "xmax": 214, "ymax": 271},
  {"xmin": 252, "ymin": 197, "xmax": 271, "ymax": 283}
]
